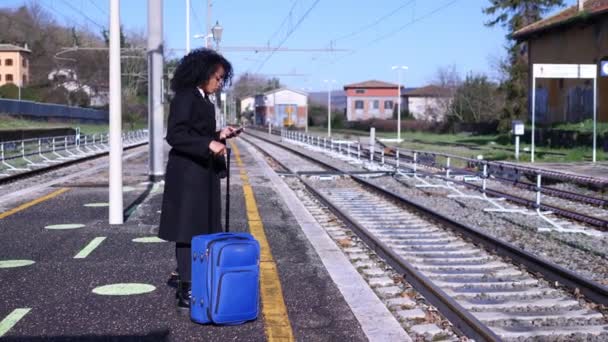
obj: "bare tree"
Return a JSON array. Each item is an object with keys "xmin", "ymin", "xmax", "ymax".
[{"xmin": 429, "ymin": 65, "xmax": 461, "ymax": 121}]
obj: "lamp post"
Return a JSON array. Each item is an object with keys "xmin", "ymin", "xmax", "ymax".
[
  {"xmin": 301, "ymin": 87, "xmax": 312, "ymax": 133},
  {"xmin": 391, "ymin": 65, "xmax": 408, "ymax": 142},
  {"xmin": 323, "ymin": 79, "xmax": 336, "ymax": 137},
  {"xmin": 193, "ymin": 33, "xmax": 213, "ymax": 48},
  {"xmin": 211, "ymin": 21, "xmax": 223, "ymax": 50}
]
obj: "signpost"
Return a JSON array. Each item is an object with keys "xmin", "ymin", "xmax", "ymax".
[
  {"xmin": 531, "ymin": 63, "xmax": 598, "ymax": 163},
  {"xmin": 512, "ymin": 120, "xmax": 524, "ymax": 161}
]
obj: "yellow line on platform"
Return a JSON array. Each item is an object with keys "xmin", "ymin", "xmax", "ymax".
[
  {"xmin": 230, "ymin": 142, "xmax": 294, "ymax": 342},
  {"xmin": 0, "ymin": 188, "xmax": 70, "ymax": 219}
]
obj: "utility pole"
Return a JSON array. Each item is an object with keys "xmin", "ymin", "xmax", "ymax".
[
  {"xmin": 324, "ymin": 79, "xmax": 336, "ymax": 137},
  {"xmin": 186, "ymin": 0, "xmax": 190, "ymax": 53},
  {"xmin": 392, "ymin": 65, "xmax": 408, "ymax": 142},
  {"xmin": 109, "ymin": 0, "xmax": 123, "ymax": 224},
  {"xmin": 207, "ymin": 0, "xmax": 212, "ymax": 43},
  {"xmin": 148, "ymin": 0, "xmax": 164, "ymax": 182}
]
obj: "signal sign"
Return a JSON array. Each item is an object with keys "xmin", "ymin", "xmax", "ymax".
[{"xmin": 601, "ymin": 61, "xmax": 608, "ymax": 77}]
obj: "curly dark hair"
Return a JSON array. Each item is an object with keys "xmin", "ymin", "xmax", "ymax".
[{"xmin": 170, "ymin": 48, "xmax": 233, "ymax": 92}]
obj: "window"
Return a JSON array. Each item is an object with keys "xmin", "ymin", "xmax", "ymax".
[
  {"xmin": 22, "ymin": 75, "xmax": 27, "ymax": 84},
  {"xmin": 22, "ymin": 58, "xmax": 27, "ymax": 68},
  {"xmin": 371, "ymin": 100, "xmax": 379, "ymax": 109},
  {"xmin": 355, "ymin": 89, "xmax": 365, "ymax": 94},
  {"xmin": 5, "ymin": 59, "xmax": 13, "ymax": 66},
  {"xmin": 0, "ymin": 75, "xmax": 2, "ymax": 81},
  {"xmin": 6, "ymin": 74, "xmax": 13, "ymax": 82},
  {"xmin": 384, "ymin": 100, "xmax": 394, "ymax": 109},
  {"xmin": 355, "ymin": 100, "xmax": 364, "ymax": 109}
]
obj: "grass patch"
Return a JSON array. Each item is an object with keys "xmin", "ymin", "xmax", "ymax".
[
  {"xmin": 552, "ymin": 119, "xmax": 608, "ymax": 134},
  {"xmin": 306, "ymin": 126, "xmax": 607, "ymax": 163},
  {"xmin": 0, "ymin": 115, "xmax": 146, "ymax": 135}
]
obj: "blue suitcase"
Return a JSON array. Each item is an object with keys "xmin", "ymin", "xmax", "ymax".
[
  {"xmin": 191, "ymin": 233, "xmax": 260, "ymax": 324},
  {"xmin": 191, "ymin": 147, "xmax": 260, "ymax": 325}
]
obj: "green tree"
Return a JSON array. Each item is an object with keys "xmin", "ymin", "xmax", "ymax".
[
  {"xmin": 483, "ymin": 0, "xmax": 565, "ymax": 131},
  {"xmin": 449, "ymin": 73, "xmax": 504, "ymax": 124}
]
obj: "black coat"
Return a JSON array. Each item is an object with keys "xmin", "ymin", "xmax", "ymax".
[{"xmin": 158, "ymin": 88, "xmax": 226, "ymax": 243}]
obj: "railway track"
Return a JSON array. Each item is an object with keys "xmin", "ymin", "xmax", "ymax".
[
  {"xmin": 0, "ymin": 134, "xmax": 148, "ymax": 187},
  {"xmin": 242, "ymin": 131, "xmax": 608, "ymax": 341},
  {"xmin": 262, "ymin": 128, "xmax": 608, "ymax": 232}
]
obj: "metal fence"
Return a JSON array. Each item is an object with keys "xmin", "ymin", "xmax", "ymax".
[
  {"xmin": 0, "ymin": 129, "xmax": 147, "ymax": 176},
  {"xmin": 0, "ymin": 99, "xmax": 108, "ymax": 123}
]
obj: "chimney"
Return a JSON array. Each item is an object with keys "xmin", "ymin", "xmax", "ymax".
[{"xmin": 578, "ymin": 0, "xmax": 585, "ymax": 12}]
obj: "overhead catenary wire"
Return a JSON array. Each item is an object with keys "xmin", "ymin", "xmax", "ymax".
[
  {"xmin": 58, "ymin": 0, "xmax": 105, "ymax": 29},
  {"xmin": 266, "ymin": 0, "xmax": 301, "ymax": 45},
  {"xmin": 190, "ymin": 0, "xmax": 206, "ymax": 41},
  {"xmin": 254, "ymin": 0, "xmax": 322, "ymax": 74},
  {"xmin": 331, "ymin": 0, "xmax": 416, "ymax": 43},
  {"xmin": 88, "ymin": 0, "xmax": 108, "ymax": 16},
  {"xmin": 321, "ymin": 0, "xmax": 461, "ymax": 68}
]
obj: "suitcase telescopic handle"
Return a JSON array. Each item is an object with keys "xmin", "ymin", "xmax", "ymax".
[{"xmin": 225, "ymin": 147, "xmax": 231, "ymax": 233}]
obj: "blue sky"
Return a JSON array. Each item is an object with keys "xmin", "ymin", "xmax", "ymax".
[{"xmin": 4, "ymin": 0, "xmax": 576, "ymax": 91}]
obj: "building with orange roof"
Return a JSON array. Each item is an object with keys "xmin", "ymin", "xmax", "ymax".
[{"xmin": 0, "ymin": 44, "xmax": 31, "ymax": 87}]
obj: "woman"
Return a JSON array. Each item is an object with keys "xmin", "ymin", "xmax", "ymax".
[{"xmin": 158, "ymin": 48, "xmax": 237, "ymax": 312}]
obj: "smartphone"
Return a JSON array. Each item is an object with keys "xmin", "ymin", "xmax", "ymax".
[{"xmin": 234, "ymin": 126, "xmax": 244, "ymax": 134}]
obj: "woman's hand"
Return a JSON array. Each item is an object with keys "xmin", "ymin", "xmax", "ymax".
[
  {"xmin": 219, "ymin": 126, "xmax": 240, "ymax": 140},
  {"xmin": 209, "ymin": 141, "xmax": 226, "ymax": 156}
]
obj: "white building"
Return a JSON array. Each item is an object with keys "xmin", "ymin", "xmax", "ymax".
[
  {"xmin": 48, "ymin": 68, "xmax": 109, "ymax": 107},
  {"xmin": 402, "ymin": 85, "xmax": 453, "ymax": 122},
  {"xmin": 254, "ymin": 88, "xmax": 308, "ymax": 128},
  {"xmin": 240, "ymin": 96, "xmax": 255, "ymax": 114}
]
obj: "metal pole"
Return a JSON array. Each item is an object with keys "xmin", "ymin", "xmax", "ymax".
[
  {"xmin": 593, "ymin": 77, "xmax": 597, "ymax": 163},
  {"xmin": 369, "ymin": 127, "xmax": 375, "ymax": 162},
  {"xmin": 396, "ymin": 149, "xmax": 400, "ymax": 168},
  {"xmin": 327, "ymin": 83, "xmax": 331, "ymax": 137},
  {"xmin": 392, "ymin": 66, "xmax": 407, "ymax": 142},
  {"xmin": 206, "ymin": 0, "xmax": 211, "ymax": 42},
  {"xmin": 223, "ymin": 93, "xmax": 227, "ymax": 128},
  {"xmin": 397, "ymin": 69, "xmax": 401, "ymax": 141},
  {"xmin": 148, "ymin": 0, "xmax": 165, "ymax": 182},
  {"xmin": 536, "ymin": 174, "xmax": 542, "ymax": 208},
  {"xmin": 515, "ymin": 136, "xmax": 520, "ymax": 161},
  {"xmin": 305, "ymin": 95, "xmax": 309, "ymax": 133},
  {"xmin": 531, "ymin": 74, "xmax": 536, "ymax": 163},
  {"xmin": 185, "ymin": 0, "xmax": 190, "ymax": 53},
  {"xmin": 109, "ymin": 0, "xmax": 124, "ymax": 225}
]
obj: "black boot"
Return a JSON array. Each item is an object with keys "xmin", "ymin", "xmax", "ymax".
[{"xmin": 176, "ymin": 280, "xmax": 191, "ymax": 314}]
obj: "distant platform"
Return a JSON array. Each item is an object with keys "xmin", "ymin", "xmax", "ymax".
[{"xmin": 509, "ymin": 161, "xmax": 608, "ymax": 183}]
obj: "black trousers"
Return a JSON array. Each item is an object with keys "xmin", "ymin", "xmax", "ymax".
[{"xmin": 175, "ymin": 242, "xmax": 191, "ymax": 282}]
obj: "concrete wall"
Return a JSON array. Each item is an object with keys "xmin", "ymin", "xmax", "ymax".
[
  {"xmin": 406, "ymin": 96, "xmax": 449, "ymax": 121},
  {"xmin": 528, "ymin": 15, "xmax": 608, "ymax": 123},
  {"xmin": 345, "ymin": 88, "xmax": 400, "ymax": 121},
  {"xmin": 240, "ymin": 97, "xmax": 255, "ymax": 113},
  {"xmin": 346, "ymin": 96, "xmax": 398, "ymax": 121}
]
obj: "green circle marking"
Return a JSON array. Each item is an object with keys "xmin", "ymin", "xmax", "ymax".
[
  {"xmin": 132, "ymin": 236, "xmax": 166, "ymax": 243},
  {"xmin": 123, "ymin": 186, "xmax": 136, "ymax": 192},
  {"xmin": 45, "ymin": 223, "xmax": 85, "ymax": 230},
  {"xmin": 92, "ymin": 283, "xmax": 156, "ymax": 296},
  {"xmin": 84, "ymin": 203, "xmax": 109, "ymax": 207},
  {"xmin": 0, "ymin": 260, "xmax": 35, "ymax": 268}
]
